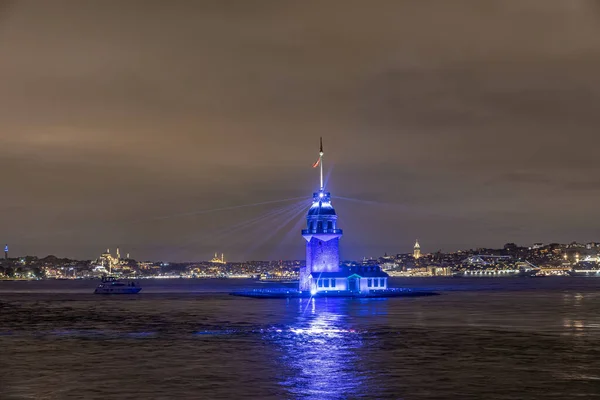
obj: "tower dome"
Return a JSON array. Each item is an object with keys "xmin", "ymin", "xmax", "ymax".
[{"xmin": 304, "ymin": 191, "xmax": 339, "ymax": 231}]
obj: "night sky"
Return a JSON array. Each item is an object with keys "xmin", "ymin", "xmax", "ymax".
[{"xmin": 2, "ymin": 1, "xmax": 600, "ymax": 261}]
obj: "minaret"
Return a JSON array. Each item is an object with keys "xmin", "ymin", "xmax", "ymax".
[
  {"xmin": 300, "ymin": 138, "xmax": 343, "ymax": 292},
  {"xmin": 4, "ymin": 244, "xmax": 7, "ymax": 260},
  {"xmin": 413, "ymin": 240, "xmax": 421, "ymax": 260},
  {"xmin": 116, "ymin": 247, "xmax": 121, "ymax": 260}
]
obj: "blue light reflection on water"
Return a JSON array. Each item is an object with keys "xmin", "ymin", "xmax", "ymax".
[
  {"xmin": 272, "ymin": 298, "xmax": 378, "ymax": 400},
  {"xmin": 2, "ymin": 278, "xmax": 600, "ymax": 399},
  {"xmin": 190, "ymin": 296, "xmax": 388, "ymax": 399},
  {"xmin": 0, "ymin": 291, "xmax": 397, "ymax": 398}
]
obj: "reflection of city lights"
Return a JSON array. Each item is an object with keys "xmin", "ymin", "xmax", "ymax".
[
  {"xmin": 310, "ymin": 288, "xmax": 317, "ymax": 295},
  {"xmin": 563, "ymin": 319, "xmax": 585, "ymax": 331}
]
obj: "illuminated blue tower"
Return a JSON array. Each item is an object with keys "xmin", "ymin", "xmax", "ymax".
[
  {"xmin": 230, "ymin": 139, "xmax": 416, "ymax": 298},
  {"xmin": 300, "ymin": 139, "xmax": 343, "ymax": 292}
]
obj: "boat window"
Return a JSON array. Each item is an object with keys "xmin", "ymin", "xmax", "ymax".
[
  {"xmin": 380, "ymin": 278, "xmax": 385, "ymax": 287},
  {"xmin": 331, "ymin": 279, "xmax": 336, "ymax": 288},
  {"xmin": 318, "ymin": 279, "xmax": 323, "ymax": 288},
  {"xmin": 374, "ymin": 279, "xmax": 379, "ymax": 287},
  {"xmin": 367, "ymin": 279, "xmax": 372, "ymax": 287},
  {"xmin": 324, "ymin": 279, "xmax": 330, "ymax": 288}
]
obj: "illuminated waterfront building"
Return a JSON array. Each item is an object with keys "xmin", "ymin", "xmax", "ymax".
[{"xmin": 299, "ymin": 139, "xmax": 388, "ymax": 294}]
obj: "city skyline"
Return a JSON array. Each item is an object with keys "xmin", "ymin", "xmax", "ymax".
[
  {"xmin": 2, "ymin": 1, "xmax": 600, "ymax": 261},
  {"xmin": 3, "ymin": 238, "xmax": 600, "ymax": 264}
]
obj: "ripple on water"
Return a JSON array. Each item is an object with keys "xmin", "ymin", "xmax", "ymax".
[{"xmin": 1, "ymin": 278, "xmax": 600, "ymax": 399}]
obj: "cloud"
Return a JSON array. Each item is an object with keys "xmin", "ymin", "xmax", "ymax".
[{"xmin": 1, "ymin": 1, "xmax": 600, "ymax": 259}]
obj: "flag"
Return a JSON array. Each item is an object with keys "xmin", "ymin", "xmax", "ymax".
[{"xmin": 312, "ymin": 158, "xmax": 320, "ymax": 168}]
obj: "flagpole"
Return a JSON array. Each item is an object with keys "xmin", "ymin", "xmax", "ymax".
[{"xmin": 319, "ymin": 137, "xmax": 324, "ymax": 190}]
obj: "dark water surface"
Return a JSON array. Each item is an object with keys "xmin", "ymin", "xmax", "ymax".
[{"xmin": 1, "ymin": 278, "xmax": 599, "ymax": 399}]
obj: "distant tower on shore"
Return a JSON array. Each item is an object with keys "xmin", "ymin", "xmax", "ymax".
[
  {"xmin": 4, "ymin": 244, "xmax": 8, "ymax": 260},
  {"xmin": 413, "ymin": 240, "xmax": 421, "ymax": 260},
  {"xmin": 116, "ymin": 247, "xmax": 121, "ymax": 260}
]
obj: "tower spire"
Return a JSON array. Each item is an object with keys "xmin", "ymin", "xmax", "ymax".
[{"xmin": 319, "ymin": 137, "xmax": 324, "ymax": 190}]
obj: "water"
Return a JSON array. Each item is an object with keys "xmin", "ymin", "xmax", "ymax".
[{"xmin": 1, "ymin": 278, "xmax": 599, "ymax": 399}]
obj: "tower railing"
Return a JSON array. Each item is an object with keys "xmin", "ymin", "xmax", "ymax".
[{"xmin": 301, "ymin": 228, "xmax": 343, "ymax": 235}]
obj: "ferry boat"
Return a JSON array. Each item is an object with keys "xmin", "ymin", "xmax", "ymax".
[
  {"xmin": 94, "ymin": 276, "xmax": 141, "ymax": 294},
  {"xmin": 569, "ymin": 269, "xmax": 600, "ymax": 277},
  {"xmin": 257, "ymin": 274, "xmax": 299, "ymax": 284},
  {"xmin": 453, "ymin": 269, "xmax": 525, "ymax": 277}
]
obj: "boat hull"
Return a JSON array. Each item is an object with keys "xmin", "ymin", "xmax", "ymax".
[{"xmin": 569, "ymin": 270, "xmax": 600, "ymax": 277}]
